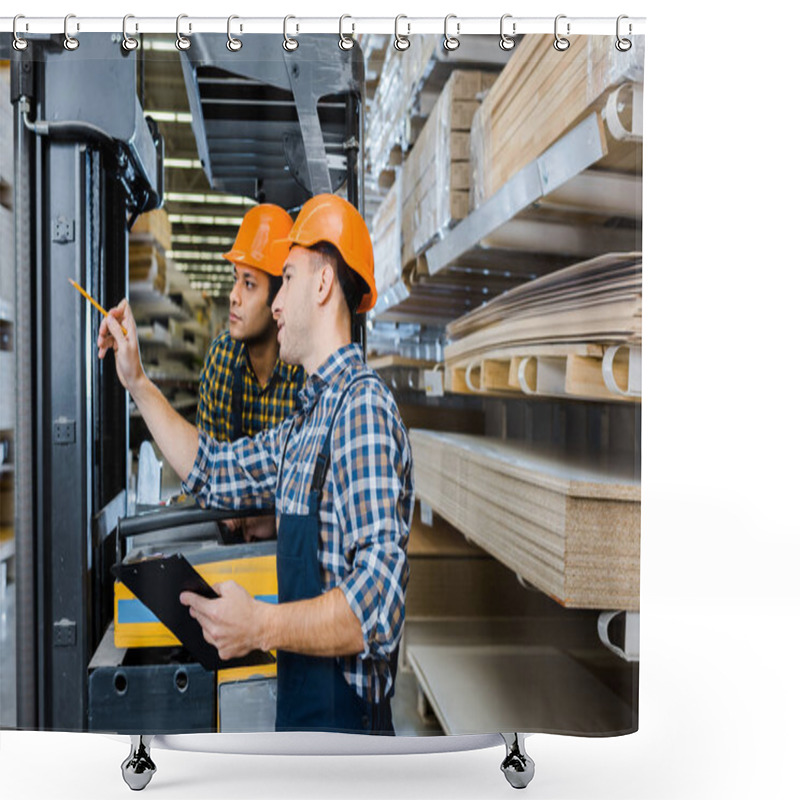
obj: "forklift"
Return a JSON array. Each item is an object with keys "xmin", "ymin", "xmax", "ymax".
[{"xmin": 8, "ymin": 31, "xmax": 365, "ymax": 753}]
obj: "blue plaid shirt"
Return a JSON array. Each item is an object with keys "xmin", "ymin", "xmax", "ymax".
[{"xmin": 183, "ymin": 343, "xmax": 414, "ymax": 702}]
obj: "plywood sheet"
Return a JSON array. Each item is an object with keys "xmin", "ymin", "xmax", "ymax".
[{"xmin": 410, "ymin": 429, "xmax": 640, "ymax": 610}]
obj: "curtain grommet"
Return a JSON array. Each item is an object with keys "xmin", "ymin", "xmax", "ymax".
[
  {"xmin": 227, "ymin": 15, "xmax": 243, "ymax": 51},
  {"xmin": 176, "ymin": 13, "xmax": 191, "ymax": 51},
  {"xmin": 394, "ymin": 15, "xmax": 411, "ymax": 51},
  {"xmin": 64, "ymin": 13, "xmax": 80, "ymax": 51},
  {"xmin": 553, "ymin": 14, "xmax": 570, "ymax": 51}
]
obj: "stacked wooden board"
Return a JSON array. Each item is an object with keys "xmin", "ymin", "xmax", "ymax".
[
  {"xmin": 470, "ymin": 34, "xmax": 644, "ymax": 208},
  {"xmin": 365, "ymin": 35, "xmax": 438, "ymax": 174},
  {"xmin": 129, "ymin": 209, "xmax": 172, "ymax": 292},
  {"xmin": 400, "ymin": 69, "xmax": 497, "ymax": 267},
  {"xmin": 444, "ymin": 252, "xmax": 642, "ymax": 401},
  {"xmin": 409, "ymin": 429, "xmax": 640, "ymax": 610},
  {"xmin": 371, "ymin": 169, "xmax": 403, "ymax": 296}
]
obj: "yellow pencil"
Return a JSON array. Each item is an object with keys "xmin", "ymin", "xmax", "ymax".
[{"xmin": 68, "ymin": 278, "xmax": 128, "ymax": 336}]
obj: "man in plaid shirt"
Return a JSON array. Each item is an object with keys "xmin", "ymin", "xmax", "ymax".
[
  {"xmin": 98, "ymin": 194, "xmax": 413, "ymax": 734},
  {"xmin": 197, "ymin": 204, "xmax": 305, "ymax": 541}
]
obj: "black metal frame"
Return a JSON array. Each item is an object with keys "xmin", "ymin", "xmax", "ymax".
[{"xmin": 10, "ymin": 34, "xmax": 162, "ymax": 731}]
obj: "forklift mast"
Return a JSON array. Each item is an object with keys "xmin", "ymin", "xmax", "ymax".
[{"xmin": 10, "ymin": 33, "xmax": 163, "ymax": 731}]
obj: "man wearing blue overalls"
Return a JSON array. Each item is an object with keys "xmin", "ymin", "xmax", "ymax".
[
  {"xmin": 196, "ymin": 203, "xmax": 305, "ymax": 542},
  {"xmin": 98, "ymin": 194, "xmax": 413, "ymax": 735}
]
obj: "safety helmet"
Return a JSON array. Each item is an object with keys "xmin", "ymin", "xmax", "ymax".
[
  {"xmin": 278, "ymin": 193, "xmax": 377, "ymax": 313},
  {"xmin": 223, "ymin": 204, "xmax": 294, "ymax": 276}
]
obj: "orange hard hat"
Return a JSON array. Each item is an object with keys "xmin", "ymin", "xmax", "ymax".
[
  {"xmin": 223, "ymin": 204, "xmax": 294, "ymax": 276},
  {"xmin": 279, "ymin": 193, "xmax": 377, "ymax": 313}
]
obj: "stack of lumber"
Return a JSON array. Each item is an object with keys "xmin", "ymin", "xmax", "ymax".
[
  {"xmin": 409, "ymin": 429, "xmax": 640, "ymax": 610},
  {"xmin": 401, "ymin": 70, "xmax": 497, "ymax": 267},
  {"xmin": 444, "ymin": 252, "xmax": 642, "ymax": 401},
  {"xmin": 470, "ymin": 34, "xmax": 644, "ymax": 208},
  {"xmin": 365, "ymin": 36, "xmax": 438, "ymax": 174},
  {"xmin": 370, "ymin": 169, "xmax": 403, "ymax": 296},
  {"xmin": 129, "ymin": 209, "xmax": 172, "ymax": 292},
  {"xmin": 131, "ymin": 207, "xmax": 172, "ymax": 252}
]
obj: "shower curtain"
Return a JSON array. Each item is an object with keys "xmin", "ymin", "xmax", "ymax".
[{"xmin": 0, "ymin": 22, "xmax": 643, "ymax": 744}]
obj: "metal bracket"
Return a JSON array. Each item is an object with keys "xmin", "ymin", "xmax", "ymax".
[
  {"xmin": 602, "ymin": 344, "xmax": 642, "ymax": 397},
  {"xmin": 597, "ymin": 610, "xmax": 640, "ymax": 662},
  {"xmin": 605, "ymin": 82, "xmax": 643, "ymax": 142},
  {"xmin": 53, "ymin": 618, "xmax": 77, "ymax": 647},
  {"xmin": 52, "ymin": 216, "xmax": 75, "ymax": 243},
  {"xmin": 53, "ymin": 417, "xmax": 76, "ymax": 445}
]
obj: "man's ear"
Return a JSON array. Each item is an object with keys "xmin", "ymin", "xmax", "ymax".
[{"xmin": 316, "ymin": 260, "xmax": 336, "ymax": 306}]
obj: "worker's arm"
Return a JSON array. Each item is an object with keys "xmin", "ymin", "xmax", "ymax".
[
  {"xmin": 97, "ymin": 299, "xmax": 199, "ymax": 481},
  {"xmin": 180, "ymin": 582, "xmax": 363, "ymax": 660},
  {"xmin": 333, "ymin": 381, "xmax": 413, "ymax": 662}
]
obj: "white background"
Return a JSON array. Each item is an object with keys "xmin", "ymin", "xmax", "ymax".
[{"xmin": 2, "ymin": 1, "xmax": 799, "ymax": 798}]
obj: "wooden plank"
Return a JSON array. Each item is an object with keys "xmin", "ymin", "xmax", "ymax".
[
  {"xmin": 409, "ymin": 429, "xmax": 640, "ymax": 610},
  {"xmin": 400, "ymin": 69, "xmax": 496, "ymax": 265},
  {"xmin": 472, "ymin": 34, "xmax": 644, "ymax": 207}
]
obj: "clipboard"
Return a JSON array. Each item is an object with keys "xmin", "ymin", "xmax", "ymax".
[{"xmin": 111, "ymin": 553, "xmax": 276, "ymax": 672}]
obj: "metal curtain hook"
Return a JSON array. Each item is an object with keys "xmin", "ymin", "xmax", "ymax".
[
  {"xmin": 616, "ymin": 14, "xmax": 632, "ymax": 51},
  {"xmin": 443, "ymin": 14, "xmax": 460, "ymax": 51},
  {"xmin": 12, "ymin": 15, "xmax": 28, "ymax": 51},
  {"xmin": 283, "ymin": 16, "xmax": 299, "ymax": 51},
  {"xmin": 64, "ymin": 13, "xmax": 80, "ymax": 50},
  {"xmin": 227, "ymin": 15, "xmax": 242, "ymax": 51},
  {"xmin": 176, "ymin": 14, "xmax": 191, "ymax": 51},
  {"xmin": 499, "ymin": 14, "xmax": 516, "ymax": 50},
  {"xmin": 339, "ymin": 15, "xmax": 355, "ymax": 50},
  {"xmin": 394, "ymin": 15, "xmax": 410, "ymax": 51},
  {"xmin": 553, "ymin": 14, "xmax": 570, "ymax": 51},
  {"xmin": 122, "ymin": 15, "xmax": 139, "ymax": 51}
]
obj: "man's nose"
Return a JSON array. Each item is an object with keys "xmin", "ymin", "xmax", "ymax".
[
  {"xmin": 272, "ymin": 284, "xmax": 284, "ymax": 316},
  {"xmin": 229, "ymin": 282, "xmax": 240, "ymax": 305}
]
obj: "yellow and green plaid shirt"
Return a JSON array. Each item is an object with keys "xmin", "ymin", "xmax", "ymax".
[{"xmin": 197, "ymin": 330, "xmax": 305, "ymax": 442}]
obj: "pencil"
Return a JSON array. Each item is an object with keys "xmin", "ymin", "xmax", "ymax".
[{"xmin": 68, "ymin": 278, "xmax": 128, "ymax": 336}]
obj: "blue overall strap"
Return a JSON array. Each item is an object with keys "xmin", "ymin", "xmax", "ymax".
[{"xmin": 310, "ymin": 372, "xmax": 379, "ymax": 495}]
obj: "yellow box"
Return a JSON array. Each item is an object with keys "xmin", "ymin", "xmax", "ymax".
[{"xmin": 114, "ymin": 542, "xmax": 278, "ymax": 649}]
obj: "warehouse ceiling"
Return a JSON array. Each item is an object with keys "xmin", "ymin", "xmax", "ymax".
[{"xmin": 141, "ymin": 37, "xmax": 254, "ymax": 301}]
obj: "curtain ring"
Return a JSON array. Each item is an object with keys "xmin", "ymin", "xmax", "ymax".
[
  {"xmin": 615, "ymin": 14, "xmax": 632, "ymax": 51},
  {"xmin": 12, "ymin": 15, "xmax": 28, "ymax": 51},
  {"xmin": 122, "ymin": 15, "xmax": 139, "ymax": 51},
  {"xmin": 64, "ymin": 13, "xmax": 80, "ymax": 51},
  {"xmin": 339, "ymin": 15, "xmax": 355, "ymax": 50},
  {"xmin": 227, "ymin": 15, "xmax": 242, "ymax": 51},
  {"xmin": 176, "ymin": 14, "xmax": 191, "ymax": 51},
  {"xmin": 283, "ymin": 15, "xmax": 299, "ymax": 51},
  {"xmin": 499, "ymin": 13, "xmax": 516, "ymax": 50},
  {"xmin": 553, "ymin": 14, "xmax": 570, "ymax": 51},
  {"xmin": 443, "ymin": 14, "xmax": 460, "ymax": 51},
  {"xmin": 394, "ymin": 15, "xmax": 410, "ymax": 51}
]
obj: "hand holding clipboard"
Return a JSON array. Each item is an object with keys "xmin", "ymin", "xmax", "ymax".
[{"xmin": 112, "ymin": 554, "xmax": 274, "ymax": 671}]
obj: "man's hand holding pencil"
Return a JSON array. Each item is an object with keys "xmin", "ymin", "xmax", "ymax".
[{"xmin": 96, "ymin": 298, "xmax": 145, "ymax": 394}]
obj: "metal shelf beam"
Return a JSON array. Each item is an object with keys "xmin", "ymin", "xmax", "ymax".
[{"xmin": 425, "ymin": 113, "xmax": 608, "ymax": 277}]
